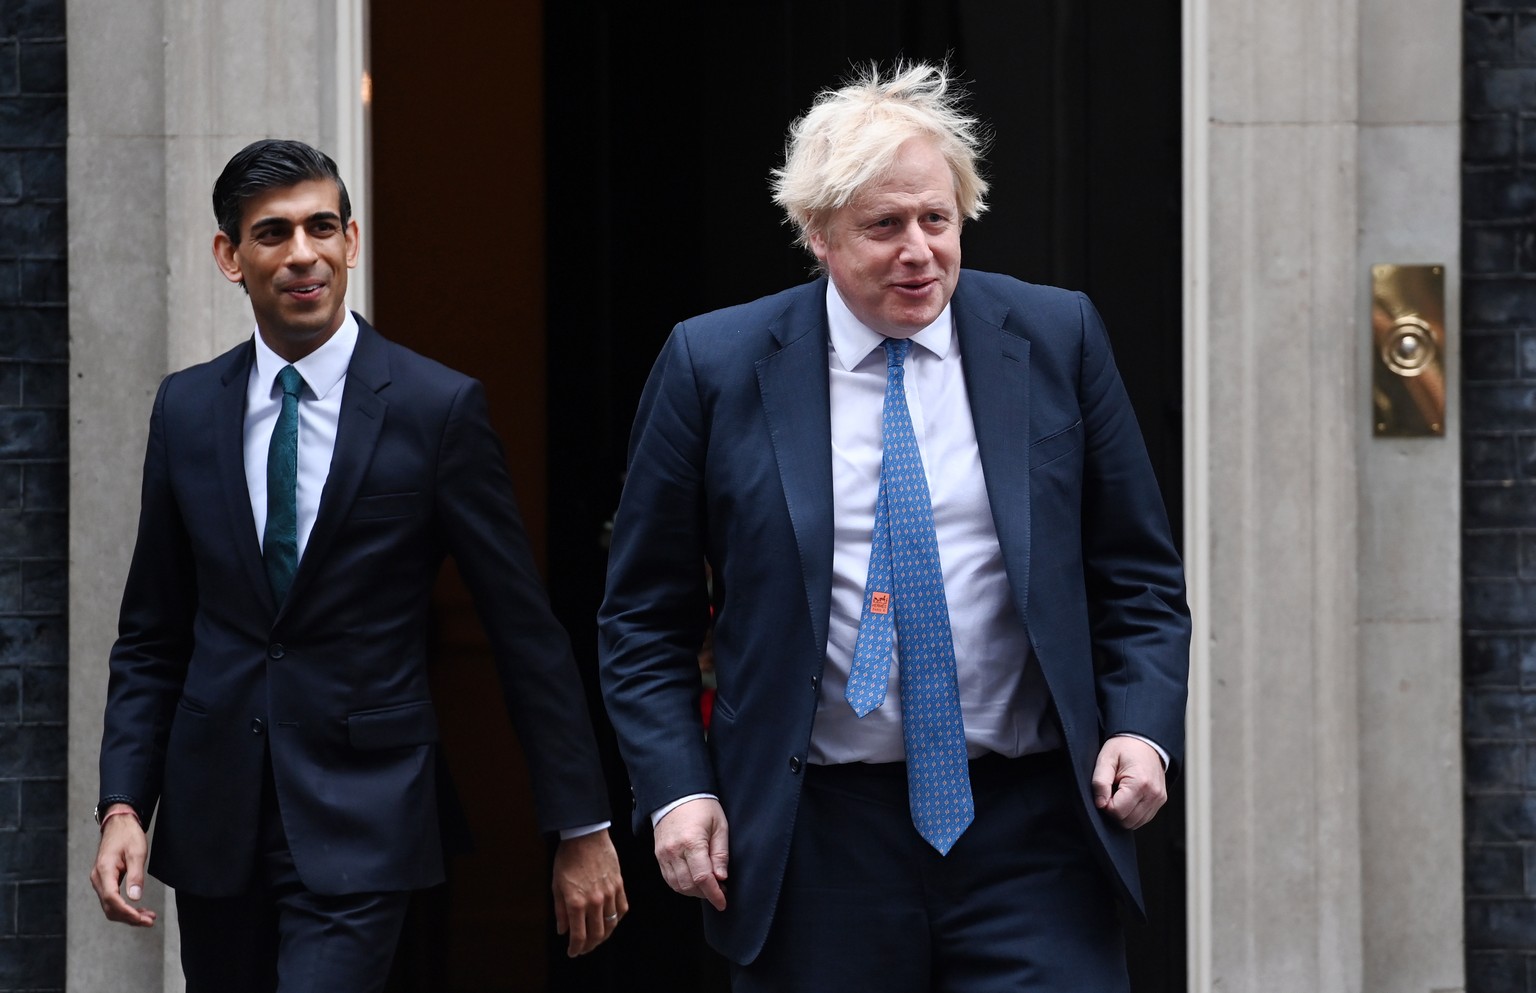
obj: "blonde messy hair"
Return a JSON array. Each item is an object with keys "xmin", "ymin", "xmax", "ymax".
[{"xmin": 770, "ymin": 61, "xmax": 990, "ymax": 250}]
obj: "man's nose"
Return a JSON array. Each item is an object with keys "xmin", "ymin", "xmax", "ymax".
[
  {"xmin": 896, "ymin": 222, "xmax": 933, "ymax": 263},
  {"xmin": 287, "ymin": 231, "xmax": 320, "ymax": 266}
]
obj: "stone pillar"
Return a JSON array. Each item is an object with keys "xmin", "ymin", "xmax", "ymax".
[
  {"xmin": 1185, "ymin": 0, "xmax": 1464, "ymax": 990},
  {"xmin": 1355, "ymin": 0, "xmax": 1464, "ymax": 988},
  {"xmin": 65, "ymin": 1, "xmax": 367, "ymax": 988}
]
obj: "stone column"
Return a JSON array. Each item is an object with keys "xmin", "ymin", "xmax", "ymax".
[
  {"xmin": 1185, "ymin": 0, "xmax": 1463, "ymax": 990},
  {"xmin": 1355, "ymin": 0, "xmax": 1464, "ymax": 988},
  {"xmin": 65, "ymin": 1, "xmax": 367, "ymax": 988}
]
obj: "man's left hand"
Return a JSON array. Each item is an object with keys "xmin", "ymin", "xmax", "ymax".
[
  {"xmin": 551, "ymin": 830, "xmax": 627, "ymax": 957},
  {"xmin": 1091, "ymin": 737, "xmax": 1167, "ymax": 830}
]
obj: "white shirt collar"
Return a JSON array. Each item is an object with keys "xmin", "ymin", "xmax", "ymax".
[
  {"xmin": 251, "ymin": 309, "xmax": 359, "ymax": 400},
  {"xmin": 824, "ymin": 278, "xmax": 954, "ymax": 372}
]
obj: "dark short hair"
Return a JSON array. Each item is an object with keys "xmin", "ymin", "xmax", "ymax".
[{"xmin": 212, "ymin": 139, "xmax": 352, "ymax": 244}]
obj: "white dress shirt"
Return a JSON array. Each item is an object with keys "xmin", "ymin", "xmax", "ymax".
[
  {"xmin": 243, "ymin": 311, "xmax": 357, "ymax": 557},
  {"xmin": 810, "ymin": 281, "xmax": 1059, "ymax": 764}
]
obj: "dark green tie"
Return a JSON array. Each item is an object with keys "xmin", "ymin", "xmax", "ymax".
[{"xmin": 264, "ymin": 365, "xmax": 304, "ymax": 605}]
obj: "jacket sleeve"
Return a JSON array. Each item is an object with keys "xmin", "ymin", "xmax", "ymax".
[
  {"xmin": 1075, "ymin": 293, "xmax": 1191, "ymax": 775},
  {"xmin": 99, "ymin": 375, "xmax": 198, "ymax": 825},
  {"xmin": 597, "ymin": 324, "xmax": 716, "ymax": 832},
  {"xmin": 434, "ymin": 377, "xmax": 612, "ymax": 833}
]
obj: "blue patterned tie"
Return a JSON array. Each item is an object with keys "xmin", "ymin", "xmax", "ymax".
[
  {"xmin": 846, "ymin": 338, "xmax": 974, "ymax": 854},
  {"xmin": 264, "ymin": 365, "xmax": 304, "ymax": 605}
]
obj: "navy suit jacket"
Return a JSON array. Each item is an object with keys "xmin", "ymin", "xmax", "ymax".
[
  {"xmin": 599, "ymin": 271, "xmax": 1190, "ymax": 964},
  {"xmin": 99, "ymin": 316, "xmax": 609, "ymax": 897}
]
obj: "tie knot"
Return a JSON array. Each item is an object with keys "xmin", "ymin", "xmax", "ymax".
[
  {"xmin": 882, "ymin": 338, "xmax": 911, "ymax": 369},
  {"xmin": 276, "ymin": 365, "xmax": 304, "ymax": 399}
]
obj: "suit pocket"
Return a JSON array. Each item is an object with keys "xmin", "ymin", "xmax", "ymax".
[
  {"xmin": 347, "ymin": 701, "xmax": 439, "ymax": 750},
  {"xmin": 348, "ymin": 492, "xmax": 423, "ymax": 521},
  {"xmin": 1029, "ymin": 419, "xmax": 1083, "ymax": 470}
]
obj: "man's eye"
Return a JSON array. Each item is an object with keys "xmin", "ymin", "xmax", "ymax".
[{"xmin": 312, "ymin": 222, "xmax": 340, "ymax": 236}]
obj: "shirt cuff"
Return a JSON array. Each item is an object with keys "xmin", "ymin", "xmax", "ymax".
[
  {"xmin": 1111, "ymin": 732, "xmax": 1169, "ymax": 770},
  {"xmin": 558, "ymin": 820, "xmax": 611, "ymax": 840},
  {"xmin": 651, "ymin": 793, "xmax": 719, "ymax": 828}
]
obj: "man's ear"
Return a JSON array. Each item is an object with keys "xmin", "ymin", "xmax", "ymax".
[
  {"xmin": 808, "ymin": 229, "xmax": 829, "ymax": 263},
  {"xmin": 212, "ymin": 231, "xmax": 245, "ymax": 285},
  {"xmin": 343, "ymin": 218, "xmax": 361, "ymax": 270}
]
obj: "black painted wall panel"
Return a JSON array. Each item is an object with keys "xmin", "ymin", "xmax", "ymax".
[{"xmin": 1464, "ymin": 4, "xmax": 1536, "ymax": 988}]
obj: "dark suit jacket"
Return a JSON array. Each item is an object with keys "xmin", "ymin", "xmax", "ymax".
[
  {"xmin": 99, "ymin": 316, "xmax": 609, "ymax": 898},
  {"xmin": 598, "ymin": 271, "xmax": 1190, "ymax": 964}
]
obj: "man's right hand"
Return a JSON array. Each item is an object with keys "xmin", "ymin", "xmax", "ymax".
[
  {"xmin": 653, "ymin": 797, "xmax": 729, "ymax": 911},
  {"xmin": 90, "ymin": 805, "xmax": 157, "ymax": 927}
]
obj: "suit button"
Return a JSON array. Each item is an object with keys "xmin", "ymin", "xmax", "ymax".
[
  {"xmin": 268, "ymin": 644, "xmax": 285, "ymax": 659},
  {"xmin": 250, "ymin": 719, "xmax": 265, "ymax": 735},
  {"xmin": 810, "ymin": 676, "xmax": 820, "ymax": 692},
  {"xmin": 788, "ymin": 756, "xmax": 802, "ymax": 774}
]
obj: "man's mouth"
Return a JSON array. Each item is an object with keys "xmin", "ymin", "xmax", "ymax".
[{"xmin": 284, "ymin": 281, "xmax": 325, "ymax": 301}]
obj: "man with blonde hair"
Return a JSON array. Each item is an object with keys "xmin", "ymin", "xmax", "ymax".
[{"xmin": 600, "ymin": 63, "xmax": 1188, "ymax": 991}]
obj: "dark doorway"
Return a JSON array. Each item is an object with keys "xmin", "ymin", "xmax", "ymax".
[
  {"xmin": 371, "ymin": 2, "xmax": 559, "ymax": 991},
  {"xmin": 546, "ymin": 3, "xmax": 1184, "ymax": 993}
]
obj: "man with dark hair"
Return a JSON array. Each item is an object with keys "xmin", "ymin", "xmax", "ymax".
[
  {"xmin": 599, "ymin": 63, "xmax": 1188, "ymax": 991},
  {"xmin": 90, "ymin": 138, "xmax": 626, "ymax": 992}
]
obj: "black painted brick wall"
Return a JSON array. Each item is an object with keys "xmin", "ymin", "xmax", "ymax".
[
  {"xmin": 0, "ymin": 0, "xmax": 65, "ymax": 990},
  {"xmin": 1466, "ymin": 4, "xmax": 1536, "ymax": 991}
]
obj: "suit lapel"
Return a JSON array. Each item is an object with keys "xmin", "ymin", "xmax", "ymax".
[
  {"xmin": 953, "ymin": 280, "xmax": 1033, "ymax": 618},
  {"xmin": 755, "ymin": 282, "xmax": 835, "ymax": 663},
  {"xmin": 213, "ymin": 340, "xmax": 279, "ymax": 616},
  {"xmin": 281, "ymin": 316, "xmax": 390, "ymax": 617}
]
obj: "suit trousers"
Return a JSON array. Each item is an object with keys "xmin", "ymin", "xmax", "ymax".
[
  {"xmin": 731, "ymin": 750, "xmax": 1131, "ymax": 993},
  {"xmin": 175, "ymin": 751, "xmax": 411, "ymax": 993}
]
